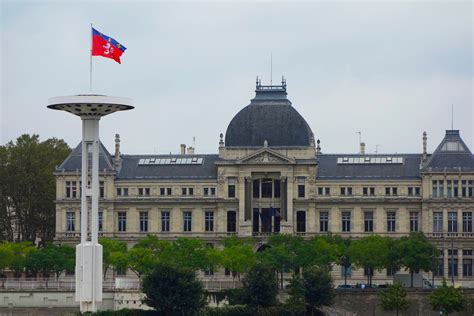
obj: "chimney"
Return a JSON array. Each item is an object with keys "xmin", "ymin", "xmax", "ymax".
[
  {"xmin": 359, "ymin": 142, "xmax": 365, "ymax": 155},
  {"xmin": 316, "ymin": 139, "xmax": 321, "ymax": 155},
  {"xmin": 114, "ymin": 134, "xmax": 121, "ymax": 165},
  {"xmin": 187, "ymin": 146, "xmax": 195, "ymax": 155},
  {"xmin": 180, "ymin": 144, "xmax": 186, "ymax": 155},
  {"xmin": 422, "ymin": 131, "xmax": 427, "ymax": 162}
]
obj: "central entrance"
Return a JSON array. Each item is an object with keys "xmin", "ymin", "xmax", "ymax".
[{"xmin": 253, "ymin": 208, "xmax": 281, "ymax": 233}]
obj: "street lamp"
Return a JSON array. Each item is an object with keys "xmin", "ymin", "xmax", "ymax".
[{"xmin": 48, "ymin": 95, "xmax": 133, "ymax": 312}]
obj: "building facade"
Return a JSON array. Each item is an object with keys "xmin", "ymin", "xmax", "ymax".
[{"xmin": 54, "ymin": 81, "xmax": 474, "ymax": 285}]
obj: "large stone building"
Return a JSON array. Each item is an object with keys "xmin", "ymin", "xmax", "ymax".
[{"xmin": 54, "ymin": 81, "xmax": 474, "ymax": 285}]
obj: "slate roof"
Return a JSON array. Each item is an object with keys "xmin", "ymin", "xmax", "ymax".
[
  {"xmin": 316, "ymin": 154, "xmax": 423, "ymax": 180},
  {"xmin": 57, "ymin": 142, "xmax": 115, "ymax": 172},
  {"xmin": 423, "ymin": 130, "xmax": 474, "ymax": 172},
  {"xmin": 116, "ymin": 154, "xmax": 220, "ymax": 180},
  {"xmin": 225, "ymin": 85, "xmax": 313, "ymax": 148}
]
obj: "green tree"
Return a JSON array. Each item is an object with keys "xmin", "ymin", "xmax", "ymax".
[
  {"xmin": 0, "ymin": 242, "xmax": 13, "ymax": 287},
  {"xmin": 285, "ymin": 273, "xmax": 306, "ymax": 315},
  {"xmin": 0, "ymin": 135, "xmax": 70, "ymax": 242},
  {"xmin": 7, "ymin": 241, "xmax": 36, "ymax": 278},
  {"xmin": 398, "ymin": 232, "xmax": 437, "ymax": 287},
  {"xmin": 127, "ymin": 235, "xmax": 172, "ymax": 278},
  {"xmin": 240, "ymin": 262, "xmax": 278, "ymax": 311},
  {"xmin": 379, "ymin": 282, "xmax": 410, "ymax": 316},
  {"xmin": 349, "ymin": 235, "xmax": 388, "ymax": 286},
  {"xmin": 100, "ymin": 237, "xmax": 128, "ymax": 279},
  {"xmin": 142, "ymin": 263, "xmax": 206, "ymax": 315},
  {"xmin": 259, "ymin": 234, "xmax": 303, "ymax": 288},
  {"xmin": 168, "ymin": 237, "xmax": 208, "ymax": 271},
  {"xmin": 220, "ymin": 237, "xmax": 256, "ymax": 281},
  {"xmin": 429, "ymin": 280, "xmax": 466, "ymax": 315},
  {"xmin": 299, "ymin": 235, "xmax": 338, "ymax": 271},
  {"xmin": 302, "ymin": 266, "xmax": 335, "ymax": 315}
]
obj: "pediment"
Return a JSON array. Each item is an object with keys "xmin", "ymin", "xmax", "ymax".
[{"xmin": 238, "ymin": 148, "xmax": 295, "ymax": 164}]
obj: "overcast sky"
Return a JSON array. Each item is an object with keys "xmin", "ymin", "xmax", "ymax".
[{"xmin": 1, "ymin": 1, "xmax": 472, "ymax": 156}]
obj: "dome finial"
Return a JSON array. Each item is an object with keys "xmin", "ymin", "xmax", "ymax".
[{"xmin": 264, "ymin": 140, "xmax": 268, "ymax": 147}]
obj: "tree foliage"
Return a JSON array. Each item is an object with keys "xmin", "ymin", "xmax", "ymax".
[
  {"xmin": 142, "ymin": 263, "xmax": 206, "ymax": 315},
  {"xmin": 240, "ymin": 262, "xmax": 278, "ymax": 310},
  {"xmin": 429, "ymin": 280, "xmax": 466, "ymax": 315},
  {"xmin": 0, "ymin": 134, "xmax": 70, "ymax": 242},
  {"xmin": 100, "ymin": 237, "xmax": 128, "ymax": 278},
  {"xmin": 379, "ymin": 282, "xmax": 410, "ymax": 316},
  {"xmin": 398, "ymin": 232, "xmax": 437, "ymax": 287},
  {"xmin": 302, "ymin": 266, "xmax": 335, "ymax": 314},
  {"xmin": 349, "ymin": 235, "xmax": 389, "ymax": 286}
]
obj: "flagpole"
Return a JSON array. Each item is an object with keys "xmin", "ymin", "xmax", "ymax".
[{"xmin": 90, "ymin": 23, "xmax": 93, "ymax": 93}]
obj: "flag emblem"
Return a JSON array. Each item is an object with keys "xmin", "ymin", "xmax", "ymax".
[{"xmin": 91, "ymin": 27, "xmax": 127, "ymax": 64}]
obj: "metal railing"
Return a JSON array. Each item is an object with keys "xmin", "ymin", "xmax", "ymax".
[{"xmin": 0, "ymin": 278, "xmax": 240, "ymax": 291}]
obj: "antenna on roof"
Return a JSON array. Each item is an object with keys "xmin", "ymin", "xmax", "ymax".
[
  {"xmin": 193, "ymin": 136, "xmax": 196, "ymax": 149},
  {"xmin": 375, "ymin": 144, "xmax": 381, "ymax": 154},
  {"xmin": 356, "ymin": 131, "xmax": 362, "ymax": 144},
  {"xmin": 451, "ymin": 104, "xmax": 454, "ymax": 130},
  {"xmin": 270, "ymin": 52, "xmax": 273, "ymax": 85}
]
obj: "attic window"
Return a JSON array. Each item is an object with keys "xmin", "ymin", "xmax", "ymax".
[{"xmin": 441, "ymin": 141, "xmax": 465, "ymax": 152}]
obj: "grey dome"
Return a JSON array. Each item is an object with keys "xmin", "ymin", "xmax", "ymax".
[{"xmin": 225, "ymin": 82, "xmax": 313, "ymax": 147}]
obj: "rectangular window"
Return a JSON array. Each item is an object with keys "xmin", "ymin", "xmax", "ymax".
[
  {"xmin": 210, "ymin": 188, "xmax": 216, "ymax": 196},
  {"xmin": 139, "ymin": 211, "xmax": 149, "ymax": 232},
  {"xmin": 274, "ymin": 180, "xmax": 280, "ymax": 198},
  {"xmin": 99, "ymin": 181, "xmax": 105, "ymax": 198},
  {"xmin": 318, "ymin": 187, "xmax": 330, "ymax": 196},
  {"xmin": 66, "ymin": 181, "xmax": 78, "ymax": 198},
  {"xmin": 138, "ymin": 188, "xmax": 150, "ymax": 196},
  {"xmin": 253, "ymin": 179, "xmax": 260, "ymax": 198},
  {"xmin": 364, "ymin": 211, "xmax": 374, "ymax": 232},
  {"xmin": 462, "ymin": 180, "xmax": 467, "ymax": 197},
  {"xmin": 183, "ymin": 211, "xmax": 192, "ymax": 232},
  {"xmin": 432, "ymin": 180, "xmax": 444, "ymax": 197},
  {"xmin": 182, "ymin": 188, "xmax": 187, "ymax": 196},
  {"xmin": 463, "ymin": 212, "xmax": 472, "ymax": 232},
  {"xmin": 448, "ymin": 259, "xmax": 458, "ymax": 277},
  {"xmin": 189, "ymin": 188, "xmax": 194, "ymax": 196},
  {"xmin": 364, "ymin": 267, "xmax": 374, "ymax": 277},
  {"xmin": 468, "ymin": 180, "xmax": 474, "ymax": 197},
  {"xmin": 204, "ymin": 188, "xmax": 209, "ymax": 196},
  {"xmin": 66, "ymin": 212, "xmax": 75, "ymax": 231},
  {"xmin": 205, "ymin": 211, "xmax": 214, "ymax": 232},
  {"xmin": 320, "ymin": 212, "xmax": 329, "ymax": 232},
  {"xmin": 297, "ymin": 177, "xmax": 305, "ymax": 198},
  {"xmin": 160, "ymin": 188, "xmax": 165, "ymax": 195},
  {"xmin": 227, "ymin": 211, "xmax": 237, "ymax": 233},
  {"xmin": 228, "ymin": 178, "xmax": 236, "ymax": 198},
  {"xmin": 433, "ymin": 212, "xmax": 443, "ymax": 232},
  {"xmin": 387, "ymin": 211, "xmax": 396, "ymax": 232},
  {"xmin": 118, "ymin": 212, "xmax": 127, "ymax": 232},
  {"xmin": 296, "ymin": 211, "xmax": 306, "ymax": 233},
  {"xmin": 167, "ymin": 187, "xmax": 172, "ymax": 195},
  {"xmin": 408, "ymin": 187, "xmax": 413, "ymax": 196},
  {"xmin": 447, "ymin": 180, "xmax": 453, "ymax": 198},
  {"xmin": 116, "ymin": 187, "xmax": 128, "ymax": 196},
  {"xmin": 434, "ymin": 258, "xmax": 444, "ymax": 277},
  {"xmin": 448, "ymin": 212, "xmax": 458, "ymax": 233},
  {"xmin": 98, "ymin": 211, "xmax": 103, "ymax": 232},
  {"xmin": 341, "ymin": 211, "xmax": 351, "ymax": 232},
  {"xmin": 408, "ymin": 187, "xmax": 420, "ymax": 196},
  {"xmin": 341, "ymin": 266, "xmax": 352, "ymax": 277},
  {"xmin": 386, "ymin": 267, "xmax": 397, "ymax": 277},
  {"xmin": 363, "ymin": 187, "xmax": 375, "ymax": 196},
  {"xmin": 340, "ymin": 187, "xmax": 353, "ymax": 196},
  {"xmin": 161, "ymin": 211, "xmax": 170, "ymax": 232},
  {"xmin": 463, "ymin": 259, "xmax": 473, "ymax": 277},
  {"xmin": 463, "ymin": 249, "xmax": 473, "ymax": 256},
  {"xmin": 410, "ymin": 212, "xmax": 419, "ymax": 232},
  {"xmin": 261, "ymin": 179, "xmax": 272, "ymax": 198}
]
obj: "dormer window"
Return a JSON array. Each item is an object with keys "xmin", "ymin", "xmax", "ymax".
[{"xmin": 441, "ymin": 141, "xmax": 465, "ymax": 152}]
